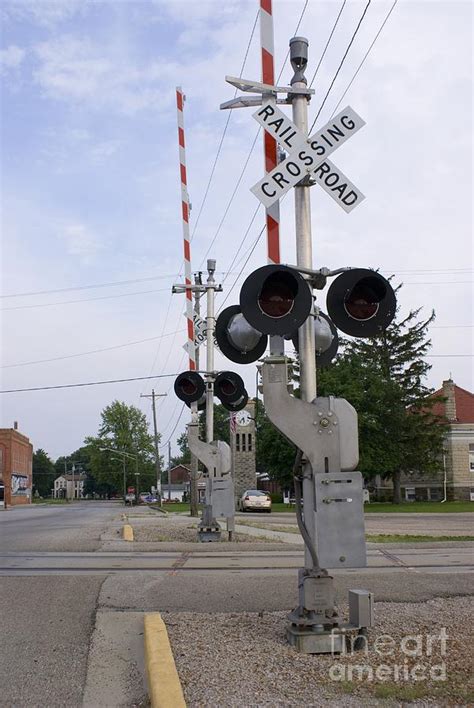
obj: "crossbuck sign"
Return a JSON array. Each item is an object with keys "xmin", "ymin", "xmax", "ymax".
[{"xmin": 252, "ymin": 102, "xmax": 366, "ymax": 212}]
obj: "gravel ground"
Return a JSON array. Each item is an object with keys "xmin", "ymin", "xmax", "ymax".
[
  {"xmin": 133, "ymin": 518, "xmax": 277, "ymax": 544},
  {"xmin": 165, "ymin": 596, "xmax": 474, "ymax": 707}
]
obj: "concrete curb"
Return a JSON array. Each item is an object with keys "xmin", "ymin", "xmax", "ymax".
[
  {"xmin": 122, "ymin": 524, "xmax": 134, "ymax": 541},
  {"xmin": 144, "ymin": 613, "xmax": 186, "ymax": 708},
  {"xmin": 148, "ymin": 506, "xmax": 169, "ymax": 516}
]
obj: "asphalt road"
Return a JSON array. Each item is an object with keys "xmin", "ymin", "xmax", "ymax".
[
  {"xmin": 0, "ymin": 501, "xmax": 120, "ymax": 551},
  {"xmin": 1, "ymin": 503, "xmax": 473, "ymax": 706},
  {"xmin": 237, "ymin": 510, "xmax": 474, "ymax": 535}
]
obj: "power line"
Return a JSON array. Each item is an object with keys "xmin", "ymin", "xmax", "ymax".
[
  {"xmin": 190, "ymin": 9, "xmax": 259, "ymax": 242},
  {"xmin": 218, "ymin": 225, "xmax": 266, "ymax": 313},
  {"xmin": 221, "ymin": 204, "xmax": 261, "ymax": 285},
  {"xmin": 199, "ymin": 130, "xmax": 261, "ymax": 267},
  {"xmin": 1, "ymin": 287, "xmax": 170, "ymax": 311},
  {"xmin": 0, "ymin": 274, "xmax": 175, "ymax": 299},
  {"xmin": 309, "ymin": 0, "xmax": 372, "ymax": 134},
  {"xmin": 143, "ymin": 9, "xmax": 261, "ymax": 398},
  {"xmin": 159, "ymin": 404, "xmax": 186, "ymax": 449},
  {"xmin": 309, "ymin": 0, "xmax": 347, "ymax": 88},
  {"xmin": 330, "ymin": 0, "xmax": 399, "ymax": 117},
  {"xmin": 1, "ymin": 373, "xmax": 182, "ymax": 394},
  {"xmin": 1, "ymin": 329, "xmax": 186, "ymax": 369},
  {"xmin": 425, "ymin": 355, "xmax": 473, "ymax": 358},
  {"xmin": 200, "ymin": 0, "xmax": 310, "ymax": 269}
]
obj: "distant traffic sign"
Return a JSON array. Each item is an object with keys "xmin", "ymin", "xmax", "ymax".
[{"xmin": 251, "ymin": 105, "xmax": 365, "ymax": 209}]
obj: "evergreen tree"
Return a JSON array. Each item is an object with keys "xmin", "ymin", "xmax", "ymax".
[
  {"xmin": 255, "ymin": 401, "xmax": 295, "ymax": 487},
  {"xmin": 317, "ymin": 305, "xmax": 447, "ymax": 502}
]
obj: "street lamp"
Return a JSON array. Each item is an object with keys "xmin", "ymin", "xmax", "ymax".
[{"xmin": 99, "ymin": 447, "xmax": 138, "ymax": 504}]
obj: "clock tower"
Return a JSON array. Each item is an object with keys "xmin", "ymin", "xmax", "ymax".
[{"xmin": 230, "ymin": 400, "xmax": 257, "ymax": 504}]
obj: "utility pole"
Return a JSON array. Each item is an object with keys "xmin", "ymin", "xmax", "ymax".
[
  {"xmin": 140, "ymin": 390, "xmax": 167, "ymax": 504},
  {"xmin": 205, "ymin": 261, "xmax": 216, "ymax": 445},
  {"xmin": 168, "ymin": 441, "xmax": 172, "ymax": 501},
  {"xmin": 189, "ymin": 272, "xmax": 203, "ymax": 516}
]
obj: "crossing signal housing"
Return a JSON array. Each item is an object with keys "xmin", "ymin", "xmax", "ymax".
[
  {"xmin": 214, "ymin": 371, "xmax": 248, "ymax": 412},
  {"xmin": 240, "ymin": 264, "xmax": 313, "ymax": 336},
  {"xmin": 215, "ymin": 305, "xmax": 268, "ymax": 364},
  {"xmin": 326, "ymin": 269, "xmax": 396, "ymax": 338},
  {"xmin": 292, "ymin": 311, "xmax": 339, "ymax": 368},
  {"xmin": 174, "ymin": 371, "xmax": 205, "ymax": 405}
]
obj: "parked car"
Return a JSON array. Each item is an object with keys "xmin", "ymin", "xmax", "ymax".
[
  {"xmin": 238, "ymin": 489, "xmax": 272, "ymax": 513},
  {"xmin": 138, "ymin": 493, "xmax": 158, "ymax": 504}
]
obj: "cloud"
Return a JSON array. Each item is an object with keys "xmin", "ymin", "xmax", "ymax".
[
  {"xmin": 0, "ymin": 44, "xmax": 26, "ymax": 74},
  {"xmin": 57, "ymin": 222, "xmax": 105, "ymax": 263},
  {"xmin": 1, "ymin": 0, "xmax": 85, "ymax": 28},
  {"xmin": 38, "ymin": 127, "xmax": 122, "ymax": 171},
  {"xmin": 32, "ymin": 34, "xmax": 179, "ymax": 115}
]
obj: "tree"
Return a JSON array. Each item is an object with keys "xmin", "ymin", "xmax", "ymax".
[
  {"xmin": 32, "ymin": 449, "xmax": 56, "ymax": 497},
  {"xmin": 85, "ymin": 400, "xmax": 159, "ymax": 496},
  {"xmin": 171, "ymin": 432, "xmax": 190, "ymax": 467},
  {"xmin": 199, "ymin": 403, "xmax": 231, "ymax": 444},
  {"xmin": 255, "ymin": 401, "xmax": 296, "ymax": 488},
  {"xmin": 317, "ymin": 304, "xmax": 447, "ymax": 503}
]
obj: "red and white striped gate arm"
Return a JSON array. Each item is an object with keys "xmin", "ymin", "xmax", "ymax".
[
  {"xmin": 260, "ymin": 0, "xmax": 280, "ymax": 265},
  {"xmin": 176, "ymin": 86, "xmax": 196, "ymax": 371}
]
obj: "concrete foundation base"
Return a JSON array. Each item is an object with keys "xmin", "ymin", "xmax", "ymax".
[
  {"xmin": 286, "ymin": 625, "xmax": 345, "ymax": 654},
  {"xmin": 197, "ymin": 528, "xmax": 221, "ymax": 542}
]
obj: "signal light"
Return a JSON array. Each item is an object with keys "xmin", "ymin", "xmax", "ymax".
[
  {"xmin": 214, "ymin": 371, "xmax": 245, "ymax": 404},
  {"xmin": 174, "ymin": 371, "xmax": 205, "ymax": 404},
  {"xmin": 326, "ymin": 269, "xmax": 396, "ymax": 338},
  {"xmin": 215, "ymin": 305, "xmax": 268, "ymax": 364},
  {"xmin": 240, "ymin": 264, "xmax": 312, "ymax": 336},
  {"xmin": 185, "ymin": 394, "xmax": 206, "ymax": 411},
  {"xmin": 291, "ymin": 311, "xmax": 339, "ymax": 368},
  {"xmin": 214, "ymin": 371, "xmax": 248, "ymax": 412},
  {"xmin": 223, "ymin": 390, "xmax": 249, "ymax": 412}
]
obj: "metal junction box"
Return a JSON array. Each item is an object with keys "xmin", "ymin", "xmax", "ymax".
[
  {"xmin": 315, "ymin": 471, "xmax": 367, "ymax": 568},
  {"xmin": 210, "ymin": 477, "xmax": 235, "ymax": 519},
  {"xmin": 349, "ymin": 589, "xmax": 374, "ymax": 627}
]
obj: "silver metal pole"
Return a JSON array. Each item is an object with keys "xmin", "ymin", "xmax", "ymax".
[
  {"xmin": 168, "ymin": 441, "xmax": 171, "ymax": 501},
  {"xmin": 205, "ymin": 260, "xmax": 216, "ymax": 445},
  {"xmin": 291, "ymin": 51, "xmax": 317, "ymax": 571},
  {"xmin": 190, "ymin": 274, "xmax": 202, "ymax": 516}
]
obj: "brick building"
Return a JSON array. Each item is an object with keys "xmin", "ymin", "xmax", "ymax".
[
  {"xmin": 0, "ymin": 425, "xmax": 33, "ymax": 508},
  {"xmin": 429, "ymin": 379, "xmax": 474, "ymax": 501},
  {"xmin": 375, "ymin": 379, "xmax": 474, "ymax": 502}
]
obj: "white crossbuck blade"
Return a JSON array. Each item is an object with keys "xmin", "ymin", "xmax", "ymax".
[
  {"xmin": 251, "ymin": 103, "xmax": 366, "ymax": 212},
  {"xmin": 182, "ymin": 313, "xmax": 217, "ymax": 352}
]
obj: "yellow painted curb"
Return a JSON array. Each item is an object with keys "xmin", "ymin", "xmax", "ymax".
[
  {"xmin": 122, "ymin": 524, "xmax": 134, "ymax": 541},
  {"xmin": 144, "ymin": 613, "xmax": 186, "ymax": 708}
]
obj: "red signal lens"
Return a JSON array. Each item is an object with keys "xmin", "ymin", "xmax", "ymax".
[
  {"xmin": 179, "ymin": 379, "xmax": 197, "ymax": 396},
  {"xmin": 344, "ymin": 277, "xmax": 385, "ymax": 321},
  {"xmin": 220, "ymin": 379, "xmax": 237, "ymax": 397},
  {"xmin": 258, "ymin": 272, "xmax": 298, "ymax": 318}
]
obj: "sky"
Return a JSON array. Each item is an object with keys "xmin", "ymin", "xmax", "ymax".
[{"xmin": 1, "ymin": 0, "xmax": 472, "ymax": 461}]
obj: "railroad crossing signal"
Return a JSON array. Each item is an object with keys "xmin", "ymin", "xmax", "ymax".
[{"xmin": 251, "ymin": 102, "xmax": 366, "ymax": 211}]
